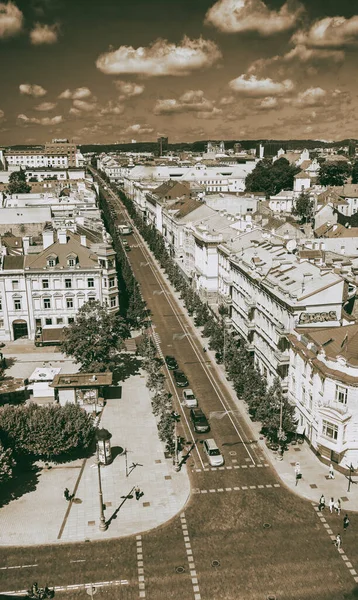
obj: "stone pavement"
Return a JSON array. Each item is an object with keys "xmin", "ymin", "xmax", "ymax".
[{"xmin": 0, "ymin": 371, "xmax": 191, "ymax": 546}]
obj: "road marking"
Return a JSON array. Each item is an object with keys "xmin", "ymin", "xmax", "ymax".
[
  {"xmin": 136, "ymin": 534, "xmax": 146, "ymax": 598},
  {"xmin": 180, "ymin": 512, "xmax": 201, "ymax": 600},
  {"xmin": 70, "ymin": 560, "xmax": 86, "ymax": 563},
  {"xmin": 1, "ymin": 580, "xmax": 129, "ymax": 595},
  {"xmin": 194, "ymin": 485, "xmax": 280, "ymax": 494},
  {"xmin": 0, "ymin": 564, "xmax": 38, "ymax": 570}
]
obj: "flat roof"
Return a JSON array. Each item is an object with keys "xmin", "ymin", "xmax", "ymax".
[{"xmin": 51, "ymin": 372, "xmax": 113, "ymax": 388}]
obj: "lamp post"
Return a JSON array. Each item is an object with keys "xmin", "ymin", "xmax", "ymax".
[
  {"xmin": 96, "ymin": 445, "xmax": 107, "ymax": 532},
  {"xmin": 95, "ymin": 428, "xmax": 112, "ymax": 532}
]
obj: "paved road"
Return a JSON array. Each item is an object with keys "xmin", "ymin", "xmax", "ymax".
[{"xmin": 2, "ymin": 175, "xmax": 358, "ymax": 600}]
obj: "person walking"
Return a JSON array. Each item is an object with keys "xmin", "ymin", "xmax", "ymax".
[
  {"xmin": 334, "ymin": 534, "xmax": 342, "ymax": 549},
  {"xmin": 135, "ymin": 485, "xmax": 141, "ymax": 501},
  {"xmin": 318, "ymin": 494, "xmax": 325, "ymax": 511},
  {"xmin": 328, "ymin": 463, "xmax": 335, "ymax": 479},
  {"xmin": 334, "ymin": 499, "xmax": 341, "ymax": 515},
  {"xmin": 329, "ymin": 497, "xmax": 335, "ymax": 513},
  {"xmin": 343, "ymin": 514, "xmax": 350, "ymax": 532},
  {"xmin": 64, "ymin": 488, "xmax": 70, "ymax": 501}
]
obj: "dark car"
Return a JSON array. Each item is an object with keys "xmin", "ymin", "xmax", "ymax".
[
  {"xmin": 173, "ymin": 370, "xmax": 189, "ymax": 387},
  {"xmin": 165, "ymin": 355, "xmax": 178, "ymax": 370},
  {"xmin": 190, "ymin": 408, "xmax": 210, "ymax": 433}
]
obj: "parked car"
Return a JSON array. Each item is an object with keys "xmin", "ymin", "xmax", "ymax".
[
  {"xmin": 165, "ymin": 355, "xmax": 178, "ymax": 370},
  {"xmin": 183, "ymin": 388, "xmax": 198, "ymax": 407},
  {"xmin": 173, "ymin": 370, "xmax": 189, "ymax": 387},
  {"xmin": 203, "ymin": 438, "xmax": 224, "ymax": 466},
  {"xmin": 190, "ymin": 408, "xmax": 210, "ymax": 433}
]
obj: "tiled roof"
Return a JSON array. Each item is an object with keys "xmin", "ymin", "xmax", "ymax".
[
  {"xmin": 2, "ymin": 255, "xmax": 25, "ymax": 270},
  {"xmin": 24, "ymin": 232, "xmax": 98, "ymax": 270},
  {"xmin": 293, "ymin": 324, "xmax": 358, "ymax": 367}
]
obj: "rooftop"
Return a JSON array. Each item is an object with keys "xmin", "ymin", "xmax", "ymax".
[{"xmin": 51, "ymin": 372, "xmax": 113, "ymax": 388}]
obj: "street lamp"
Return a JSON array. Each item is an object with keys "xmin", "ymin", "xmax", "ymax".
[{"xmin": 96, "ymin": 445, "xmax": 108, "ymax": 532}]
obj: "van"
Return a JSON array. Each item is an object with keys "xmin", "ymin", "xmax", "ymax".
[{"xmin": 203, "ymin": 438, "xmax": 224, "ymax": 466}]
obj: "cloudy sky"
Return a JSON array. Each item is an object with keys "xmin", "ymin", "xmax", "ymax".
[{"xmin": 1, "ymin": 0, "xmax": 358, "ymax": 144}]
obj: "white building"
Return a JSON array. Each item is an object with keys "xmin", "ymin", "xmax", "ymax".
[{"xmin": 0, "ymin": 230, "xmax": 119, "ymax": 342}]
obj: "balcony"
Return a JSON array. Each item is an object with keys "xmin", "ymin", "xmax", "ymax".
[
  {"xmin": 273, "ymin": 349, "xmax": 290, "ymax": 364},
  {"xmin": 244, "ymin": 297, "xmax": 256, "ymax": 309},
  {"xmin": 321, "ymin": 399, "xmax": 348, "ymax": 415}
]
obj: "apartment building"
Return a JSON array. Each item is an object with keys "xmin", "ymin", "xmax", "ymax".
[
  {"xmin": 0, "ymin": 229, "xmax": 118, "ymax": 342},
  {"xmin": 288, "ymin": 325, "xmax": 358, "ymax": 468}
]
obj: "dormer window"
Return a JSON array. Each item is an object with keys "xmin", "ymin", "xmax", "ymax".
[
  {"xmin": 67, "ymin": 253, "xmax": 77, "ymax": 267},
  {"xmin": 47, "ymin": 255, "xmax": 57, "ymax": 267}
]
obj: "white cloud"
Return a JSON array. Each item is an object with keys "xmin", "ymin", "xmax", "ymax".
[
  {"xmin": 153, "ymin": 90, "xmax": 217, "ymax": 115},
  {"xmin": 17, "ymin": 113, "xmax": 63, "ymax": 126},
  {"xmin": 29, "ymin": 22, "xmax": 59, "ymax": 45},
  {"xmin": 293, "ymin": 16, "xmax": 358, "ymax": 49},
  {"xmin": 19, "ymin": 83, "xmax": 47, "ymax": 97},
  {"xmin": 0, "ymin": 108, "xmax": 4, "ymax": 119},
  {"xmin": 256, "ymin": 96, "xmax": 278, "ymax": 110},
  {"xmin": 219, "ymin": 95, "xmax": 235, "ymax": 105},
  {"xmin": 0, "ymin": 1, "xmax": 23, "ymax": 38},
  {"xmin": 96, "ymin": 36, "xmax": 222, "ymax": 77},
  {"xmin": 124, "ymin": 124, "xmax": 154, "ymax": 135},
  {"xmin": 99, "ymin": 102, "xmax": 125, "ymax": 116},
  {"xmin": 58, "ymin": 87, "xmax": 92, "ymax": 100},
  {"xmin": 205, "ymin": 0, "xmax": 304, "ymax": 35},
  {"xmin": 292, "ymin": 87, "xmax": 327, "ymax": 107},
  {"xmin": 113, "ymin": 80, "xmax": 145, "ymax": 99},
  {"xmin": 72, "ymin": 99, "xmax": 97, "ymax": 112},
  {"xmin": 229, "ymin": 74, "xmax": 294, "ymax": 97},
  {"xmin": 34, "ymin": 101, "xmax": 57, "ymax": 111}
]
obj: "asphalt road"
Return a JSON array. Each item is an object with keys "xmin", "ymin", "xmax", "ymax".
[{"xmin": 2, "ymin": 174, "xmax": 358, "ymax": 600}]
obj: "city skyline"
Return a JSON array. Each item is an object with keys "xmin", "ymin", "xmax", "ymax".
[{"xmin": 1, "ymin": 0, "xmax": 358, "ymax": 144}]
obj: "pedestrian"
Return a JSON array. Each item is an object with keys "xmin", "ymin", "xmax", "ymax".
[
  {"xmin": 335, "ymin": 499, "xmax": 341, "ymax": 515},
  {"xmin": 318, "ymin": 494, "xmax": 325, "ymax": 511},
  {"xmin": 64, "ymin": 487, "xmax": 70, "ymax": 501},
  {"xmin": 135, "ymin": 485, "xmax": 141, "ymax": 501},
  {"xmin": 329, "ymin": 497, "xmax": 334, "ymax": 513},
  {"xmin": 328, "ymin": 463, "xmax": 335, "ymax": 479},
  {"xmin": 334, "ymin": 534, "xmax": 342, "ymax": 549},
  {"xmin": 343, "ymin": 514, "xmax": 350, "ymax": 531}
]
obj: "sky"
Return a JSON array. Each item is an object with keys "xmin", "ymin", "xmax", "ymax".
[{"xmin": 1, "ymin": 0, "xmax": 358, "ymax": 144}]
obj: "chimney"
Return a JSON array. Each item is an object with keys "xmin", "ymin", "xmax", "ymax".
[
  {"xmin": 23, "ymin": 236, "xmax": 30, "ymax": 255},
  {"xmin": 58, "ymin": 230, "xmax": 67, "ymax": 244},
  {"xmin": 42, "ymin": 230, "xmax": 54, "ymax": 249},
  {"xmin": 80, "ymin": 235, "xmax": 87, "ymax": 247}
]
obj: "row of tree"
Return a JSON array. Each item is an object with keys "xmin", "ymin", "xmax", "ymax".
[{"xmin": 112, "ymin": 183, "xmax": 297, "ymax": 445}]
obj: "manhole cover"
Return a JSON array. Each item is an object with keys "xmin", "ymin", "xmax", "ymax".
[
  {"xmin": 175, "ymin": 566, "xmax": 185, "ymax": 574},
  {"xmin": 267, "ymin": 595, "xmax": 276, "ymax": 600},
  {"xmin": 263, "ymin": 523, "xmax": 272, "ymax": 529},
  {"xmin": 73, "ymin": 497, "xmax": 82, "ymax": 504},
  {"xmin": 229, "ymin": 451, "xmax": 237, "ymax": 456},
  {"xmin": 211, "ymin": 560, "xmax": 220, "ymax": 567}
]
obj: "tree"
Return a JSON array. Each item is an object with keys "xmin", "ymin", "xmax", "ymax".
[
  {"xmin": 0, "ymin": 404, "xmax": 95, "ymax": 459},
  {"xmin": 157, "ymin": 411, "xmax": 175, "ymax": 455},
  {"xmin": 62, "ymin": 300, "xmax": 129, "ymax": 372},
  {"xmin": 318, "ymin": 161, "xmax": 351, "ymax": 187},
  {"xmin": 352, "ymin": 160, "xmax": 358, "ymax": 184},
  {"xmin": 292, "ymin": 191, "xmax": 314, "ymax": 223},
  {"xmin": 7, "ymin": 170, "xmax": 31, "ymax": 194},
  {"xmin": 0, "ymin": 439, "xmax": 15, "ymax": 483},
  {"xmin": 256, "ymin": 378, "xmax": 297, "ymax": 442},
  {"xmin": 245, "ymin": 158, "xmax": 300, "ymax": 198}
]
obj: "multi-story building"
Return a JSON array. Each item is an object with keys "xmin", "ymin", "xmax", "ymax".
[
  {"xmin": 0, "ymin": 229, "xmax": 118, "ymax": 342},
  {"xmin": 4, "ymin": 139, "xmax": 82, "ymax": 170},
  {"xmin": 288, "ymin": 325, "xmax": 358, "ymax": 468},
  {"xmin": 45, "ymin": 139, "xmax": 77, "ymax": 167}
]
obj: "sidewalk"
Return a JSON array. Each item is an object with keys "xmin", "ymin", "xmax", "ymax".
[{"xmin": 0, "ymin": 372, "xmax": 190, "ymax": 546}]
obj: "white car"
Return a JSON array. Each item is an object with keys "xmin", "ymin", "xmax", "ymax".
[
  {"xmin": 182, "ymin": 389, "xmax": 198, "ymax": 408},
  {"xmin": 203, "ymin": 438, "xmax": 225, "ymax": 466}
]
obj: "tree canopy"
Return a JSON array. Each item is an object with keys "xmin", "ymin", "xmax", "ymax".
[
  {"xmin": 7, "ymin": 170, "xmax": 31, "ymax": 194},
  {"xmin": 245, "ymin": 157, "xmax": 300, "ymax": 198},
  {"xmin": 292, "ymin": 191, "xmax": 314, "ymax": 223},
  {"xmin": 318, "ymin": 161, "xmax": 351, "ymax": 187},
  {"xmin": 62, "ymin": 300, "xmax": 130, "ymax": 372},
  {"xmin": 351, "ymin": 160, "xmax": 358, "ymax": 184}
]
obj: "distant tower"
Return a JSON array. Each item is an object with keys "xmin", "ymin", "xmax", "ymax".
[
  {"xmin": 219, "ymin": 141, "xmax": 225, "ymax": 153},
  {"xmin": 157, "ymin": 136, "xmax": 168, "ymax": 157},
  {"xmin": 233, "ymin": 142, "xmax": 242, "ymax": 154},
  {"xmin": 348, "ymin": 139, "xmax": 356, "ymax": 158}
]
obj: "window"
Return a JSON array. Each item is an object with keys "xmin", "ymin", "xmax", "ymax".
[
  {"xmin": 109, "ymin": 277, "xmax": 115, "ymax": 288},
  {"xmin": 12, "ymin": 280, "xmax": 19, "ymax": 290},
  {"xmin": 14, "ymin": 299, "xmax": 21, "ymax": 310},
  {"xmin": 322, "ymin": 420, "xmax": 338, "ymax": 441},
  {"xmin": 42, "ymin": 279, "xmax": 49, "ymax": 289},
  {"xmin": 87, "ymin": 278, "xmax": 94, "ymax": 288},
  {"xmin": 335, "ymin": 384, "xmax": 348, "ymax": 405},
  {"xmin": 0, "ymin": 298, "xmax": 2, "ymax": 311},
  {"xmin": 56, "ymin": 317, "xmax": 63, "ymax": 324},
  {"xmin": 65, "ymin": 279, "xmax": 72, "ymax": 289},
  {"xmin": 45, "ymin": 318, "xmax": 52, "ymax": 325},
  {"xmin": 0, "ymin": 319, "xmax": 3, "ymax": 328},
  {"xmin": 47, "ymin": 258, "xmax": 56, "ymax": 267},
  {"xmin": 68, "ymin": 317, "xmax": 74, "ymax": 324},
  {"xmin": 66, "ymin": 298, "xmax": 74, "ymax": 309},
  {"xmin": 68, "ymin": 258, "xmax": 76, "ymax": 267},
  {"xmin": 110, "ymin": 297, "xmax": 117, "ymax": 308},
  {"xmin": 308, "ymin": 393, "xmax": 313, "ymax": 412},
  {"xmin": 43, "ymin": 298, "xmax": 51, "ymax": 309}
]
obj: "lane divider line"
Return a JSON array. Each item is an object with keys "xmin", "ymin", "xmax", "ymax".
[
  {"xmin": 180, "ymin": 512, "xmax": 201, "ymax": 600},
  {"xmin": 136, "ymin": 534, "xmax": 146, "ymax": 599}
]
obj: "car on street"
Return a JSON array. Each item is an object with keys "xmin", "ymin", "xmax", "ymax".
[
  {"xmin": 165, "ymin": 355, "xmax": 178, "ymax": 370},
  {"xmin": 183, "ymin": 388, "xmax": 198, "ymax": 407},
  {"xmin": 203, "ymin": 438, "xmax": 224, "ymax": 466},
  {"xmin": 190, "ymin": 408, "xmax": 210, "ymax": 433},
  {"xmin": 173, "ymin": 370, "xmax": 189, "ymax": 387}
]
